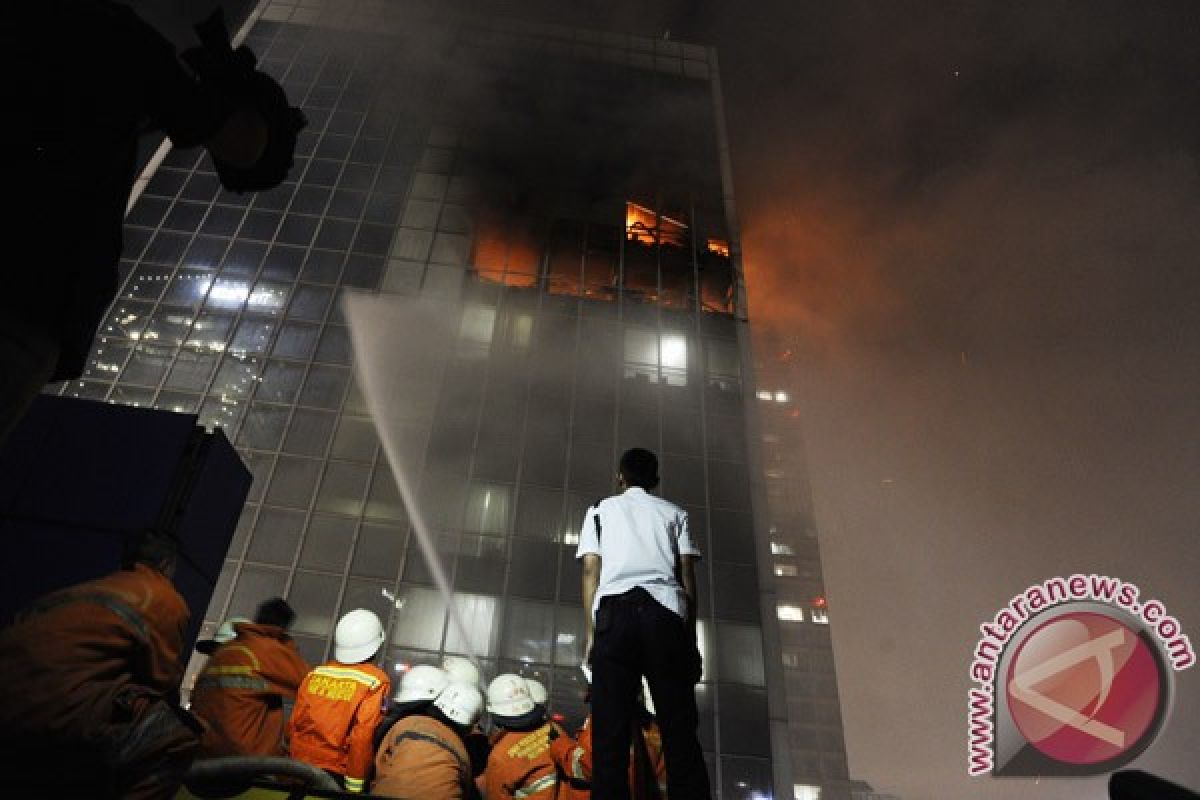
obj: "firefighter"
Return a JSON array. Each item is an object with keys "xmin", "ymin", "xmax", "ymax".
[
  {"xmin": 444, "ymin": 655, "xmax": 492, "ymax": 781},
  {"xmin": 0, "ymin": 534, "xmax": 202, "ymax": 799},
  {"xmin": 549, "ymin": 682, "xmax": 667, "ymax": 800},
  {"xmin": 287, "ymin": 609, "xmax": 390, "ymax": 793},
  {"xmin": 374, "ymin": 669, "xmax": 484, "ymax": 800},
  {"xmin": 484, "ymin": 674, "xmax": 559, "ymax": 800},
  {"xmin": 189, "ymin": 597, "xmax": 309, "ymax": 757}
]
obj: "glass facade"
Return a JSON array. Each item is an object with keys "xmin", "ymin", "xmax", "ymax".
[{"xmin": 47, "ymin": 3, "xmax": 849, "ymax": 797}]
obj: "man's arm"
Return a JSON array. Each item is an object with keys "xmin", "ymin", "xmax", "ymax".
[
  {"xmin": 678, "ymin": 554, "xmax": 699, "ymax": 643},
  {"xmin": 581, "ymin": 554, "xmax": 601, "ymax": 656}
]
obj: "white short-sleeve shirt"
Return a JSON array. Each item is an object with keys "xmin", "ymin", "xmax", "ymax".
[{"xmin": 575, "ymin": 486, "xmax": 702, "ymax": 620}]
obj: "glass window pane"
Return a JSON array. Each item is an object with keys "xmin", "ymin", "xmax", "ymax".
[
  {"xmin": 453, "ymin": 534, "xmax": 506, "ymax": 594},
  {"xmin": 509, "ymin": 538, "xmax": 557, "ymax": 600},
  {"xmin": 231, "ymin": 318, "xmax": 277, "ymax": 356},
  {"xmin": 711, "ymin": 562, "xmax": 760, "ymax": 623},
  {"xmin": 392, "ymin": 585, "xmax": 447, "ymax": 651},
  {"xmin": 299, "ymin": 365, "xmax": 349, "ymax": 409},
  {"xmin": 444, "ymin": 592, "xmax": 499, "ymax": 658},
  {"xmin": 503, "ymin": 598, "xmax": 554, "ymax": 663},
  {"xmin": 716, "ymin": 623, "xmax": 765, "ymax": 687},
  {"xmin": 330, "ymin": 415, "xmax": 379, "ymax": 462},
  {"xmin": 288, "ymin": 571, "xmax": 343, "ymax": 637},
  {"xmin": 514, "ymin": 486, "xmax": 563, "ymax": 540},
  {"xmin": 553, "ymin": 607, "xmax": 585, "ymax": 666},
  {"xmin": 164, "ymin": 350, "xmax": 218, "ymax": 392},
  {"xmin": 121, "ymin": 345, "xmax": 173, "ymax": 386},
  {"xmin": 245, "ymin": 508, "xmax": 305, "ymax": 565},
  {"xmin": 271, "ymin": 321, "xmax": 318, "ymax": 360},
  {"xmin": 299, "ymin": 514, "xmax": 355, "ymax": 572},
  {"xmin": 463, "ymin": 483, "xmax": 511, "ymax": 535},
  {"xmin": 284, "ymin": 408, "xmax": 336, "ymax": 456},
  {"xmin": 265, "ymin": 456, "xmax": 322, "ymax": 509},
  {"xmin": 238, "ymin": 404, "xmax": 290, "ymax": 451},
  {"xmin": 315, "ymin": 462, "xmax": 371, "ymax": 516},
  {"xmin": 365, "ymin": 467, "xmax": 407, "ymax": 522},
  {"xmin": 717, "ymin": 685, "xmax": 770, "ymax": 757},
  {"xmin": 351, "ymin": 523, "xmax": 405, "ymax": 580},
  {"xmin": 257, "ymin": 360, "xmax": 305, "ymax": 404}
]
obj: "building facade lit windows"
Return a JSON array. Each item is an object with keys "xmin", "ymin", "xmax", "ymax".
[{"xmin": 48, "ymin": 4, "xmax": 851, "ymax": 797}]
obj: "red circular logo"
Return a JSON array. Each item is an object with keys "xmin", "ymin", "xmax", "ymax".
[{"xmin": 1006, "ymin": 611, "xmax": 1163, "ymax": 765}]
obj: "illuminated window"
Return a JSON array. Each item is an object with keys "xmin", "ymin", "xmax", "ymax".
[
  {"xmin": 770, "ymin": 542, "xmax": 795, "ymax": 556},
  {"xmin": 794, "ymin": 785, "xmax": 821, "ymax": 800},
  {"xmin": 459, "ymin": 306, "xmax": 496, "ymax": 346},
  {"xmin": 782, "ymin": 652, "xmax": 801, "ymax": 668},
  {"xmin": 756, "ymin": 390, "xmax": 773, "ymax": 401},
  {"xmin": 775, "ymin": 390, "xmax": 789, "ymax": 403},
  {"xmin": 774, "ymin": 564, "xmax": 798, "ymax": 577},
  {"xmin": 623, "ymin": 329, "xmax": 689, "ymax": 386},
  {"xmin": 463, "ymin": 484, "xmax": 511, "ymax": 534},
  {"xmin": 777, "ymin": 605, "xmax": 804, "ymax": 622},
  {"xmin": 706, "ymin": 238, "xmax": 730, "ymax": 258},
  {"xmin": 811, "ymin": 608, "xmax": 829, "ymax": 625}
]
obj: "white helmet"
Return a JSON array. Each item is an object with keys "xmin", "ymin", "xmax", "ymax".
[
  {"xmin": 443, "ymin": 655, "xmax": 482, "ymax": 687},
  {"xmin": 525, "ymin": 678, "xmax": 548, "ymax": 707},
  {"xmin": 215, "ymin": 616, "xmax": 251, "ymax": 643},
  {"xmin": 434, "ymin": 681, "xmax": 485, "ymax": 727},
  {"xmin": 196, "ymin": 616, "xmax": 250, "ymax": 654},
  {"xmin": 486, "ymin": 673, "xmax": 536, "ymax": 718},
  {"xmin": 394, "ymin": 665, "xmax": 450, "ymax": 705},
  {"xmin": 334, "ymin": 609, "xmax": 385, "ymax": 664}
]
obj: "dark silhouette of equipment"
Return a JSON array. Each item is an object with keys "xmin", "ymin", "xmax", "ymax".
[{"xmin": 1110, "ymin": 770, "xmax": 1200, "ymax": 800}]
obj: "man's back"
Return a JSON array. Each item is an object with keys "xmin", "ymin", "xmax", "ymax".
[
  {"xmin": 374, "ymin": 713, "xmax": 471, "ymax": 800},
  {"xmin": 580, "ymin": 487, "xmax": 700, "ymax": 620},
  {"xmin": 191, "ymin": 622, "xmax": 309, "ymax": 757}
]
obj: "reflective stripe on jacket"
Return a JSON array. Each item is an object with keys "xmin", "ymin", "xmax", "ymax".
[
  {"xmin": 373, "ymin": 713, "xmax": 471, "ymax": 800},
  {"xmin": 486, "ymin": 724, "xmax": 559, "ymax": 800},
  {"xmin": 287, "ymin": 661, "xmax": 390, "ymax": 791},
  {"xmin": 0, "ymin": 564, "xmax": 189, "ymax": 744},
  {"xmin": 190, "ymin": 622, "xmax": 309, "ymax": 757}
]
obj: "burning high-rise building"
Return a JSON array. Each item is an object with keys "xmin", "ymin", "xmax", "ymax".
[{"xmin": 54, "ymin": 2, "xmax": 851, "ymax": 796}]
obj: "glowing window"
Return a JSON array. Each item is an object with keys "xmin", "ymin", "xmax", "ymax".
[
  {"xmin": 794, "ymin": 785, "xmax": 821, "ymax": 800},
  {"xmin": 775, "ymin": 390, "xmax": 789, "ymax": 403},
  {"xmin": 811, "ymin": 608, "xmax": 830, "ymax": 625},
  {"xmin": 459, "ymin": 306, "xmax": 496, "ymax": 345},
  {"xmin": 756, "ymin": 390, "xmax": 773, "ymax": 401},
  {"xmin": 660, "ymin": 334, "xmax": 688, "ymax": 370},
  {"xmin": 770, "ymin": 542, "xmax": 795, "ymax": 556},
  {"xmin": 774, "ymin": 564, "xmax": 798, "ymax": 577},
  {"xmin": 777, "ymin": 605, "xmax": 804, "ymax": 622}
]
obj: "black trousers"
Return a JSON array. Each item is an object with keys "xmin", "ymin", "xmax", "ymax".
[{"xmin": 590, "ymin": 588, "xmax": 712, "ymax": 800}]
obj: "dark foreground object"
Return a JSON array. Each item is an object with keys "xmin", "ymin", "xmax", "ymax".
[
  {"xmin": 1111, "ymin": 770, "xmax": 1200, "ymax": 800},
  {"xmin": 0, "ymin": 395, "xmax": 250, "ymax": 651}
]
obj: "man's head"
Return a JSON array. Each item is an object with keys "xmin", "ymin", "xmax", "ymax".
[
  {"xmin": 618, "ymin": 447, "xmax": 659, "ymax": 490},
  {"xmin": 122, "ymin": 533, "xmax": 177, "ymax": 577},
  {"xmin": 255, "ymin": 597, "xmax": 295, "ymax": 630}
]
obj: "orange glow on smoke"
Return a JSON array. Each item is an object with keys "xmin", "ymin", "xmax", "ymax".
[{"xmin": 473, "ymin": 214, "xmax": 540, "ymax": 289}]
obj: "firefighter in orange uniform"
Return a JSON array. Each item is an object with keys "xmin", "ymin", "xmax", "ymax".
[
  {"xmin": 374, "ymin": 666, "xmax": 484, "ymax": 799},
  {"xmin": 484, "ymin": 674, "xmax": 559, "ymax": 800},
  {"xmin": 0, "ymin": 535, "xmax": 201, "ymax": 799},
  {"xmin": 549, "ymin": 683, "xmax": 667, "ymax": 799},
  {"xmin": 190, "ymin": 597, "xmax": 309, "ymax": 757},
  {"xmin": 287, "ymin": 609, "xmax": 390, "ymax": 793}
]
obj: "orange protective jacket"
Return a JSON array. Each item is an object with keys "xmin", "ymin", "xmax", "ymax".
[
  {"xmin": 190, "ymin": 622, "xmax": 309, "ymax": 757},
  {"xmin": 548, "ymin": 717, "xmax": 667, "ymax": 799},
  {"xmin": 373, "ymin": 713, "xmax": 472, "ymax": 800},
  {"xmin": 287, "ymin": 661, "xmax": 390, "ymax": 793},
  {"xmin": 0, "ymin": 564, "xmax": 189, "ymax": 743},
  {"xmin": 486, "ymin": 723, "xmax": 560, "ymax": 800}
]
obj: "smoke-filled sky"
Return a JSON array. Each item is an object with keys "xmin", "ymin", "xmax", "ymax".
[
  {"xmin": 152, "ymin": 0, "xmax": 1198, "ymax": 795},
  {"xmin": 481, "ymin": 2, "xmax": 1200, "ymax": 796},
  {"xmin": 679, "ymin": 2, "xmax": 1200, "ymax": 798}
]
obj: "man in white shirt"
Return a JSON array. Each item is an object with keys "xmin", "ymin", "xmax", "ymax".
[{"xmin": 578, "ymin": 448, "xmax": 711, "ymax": 800}]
